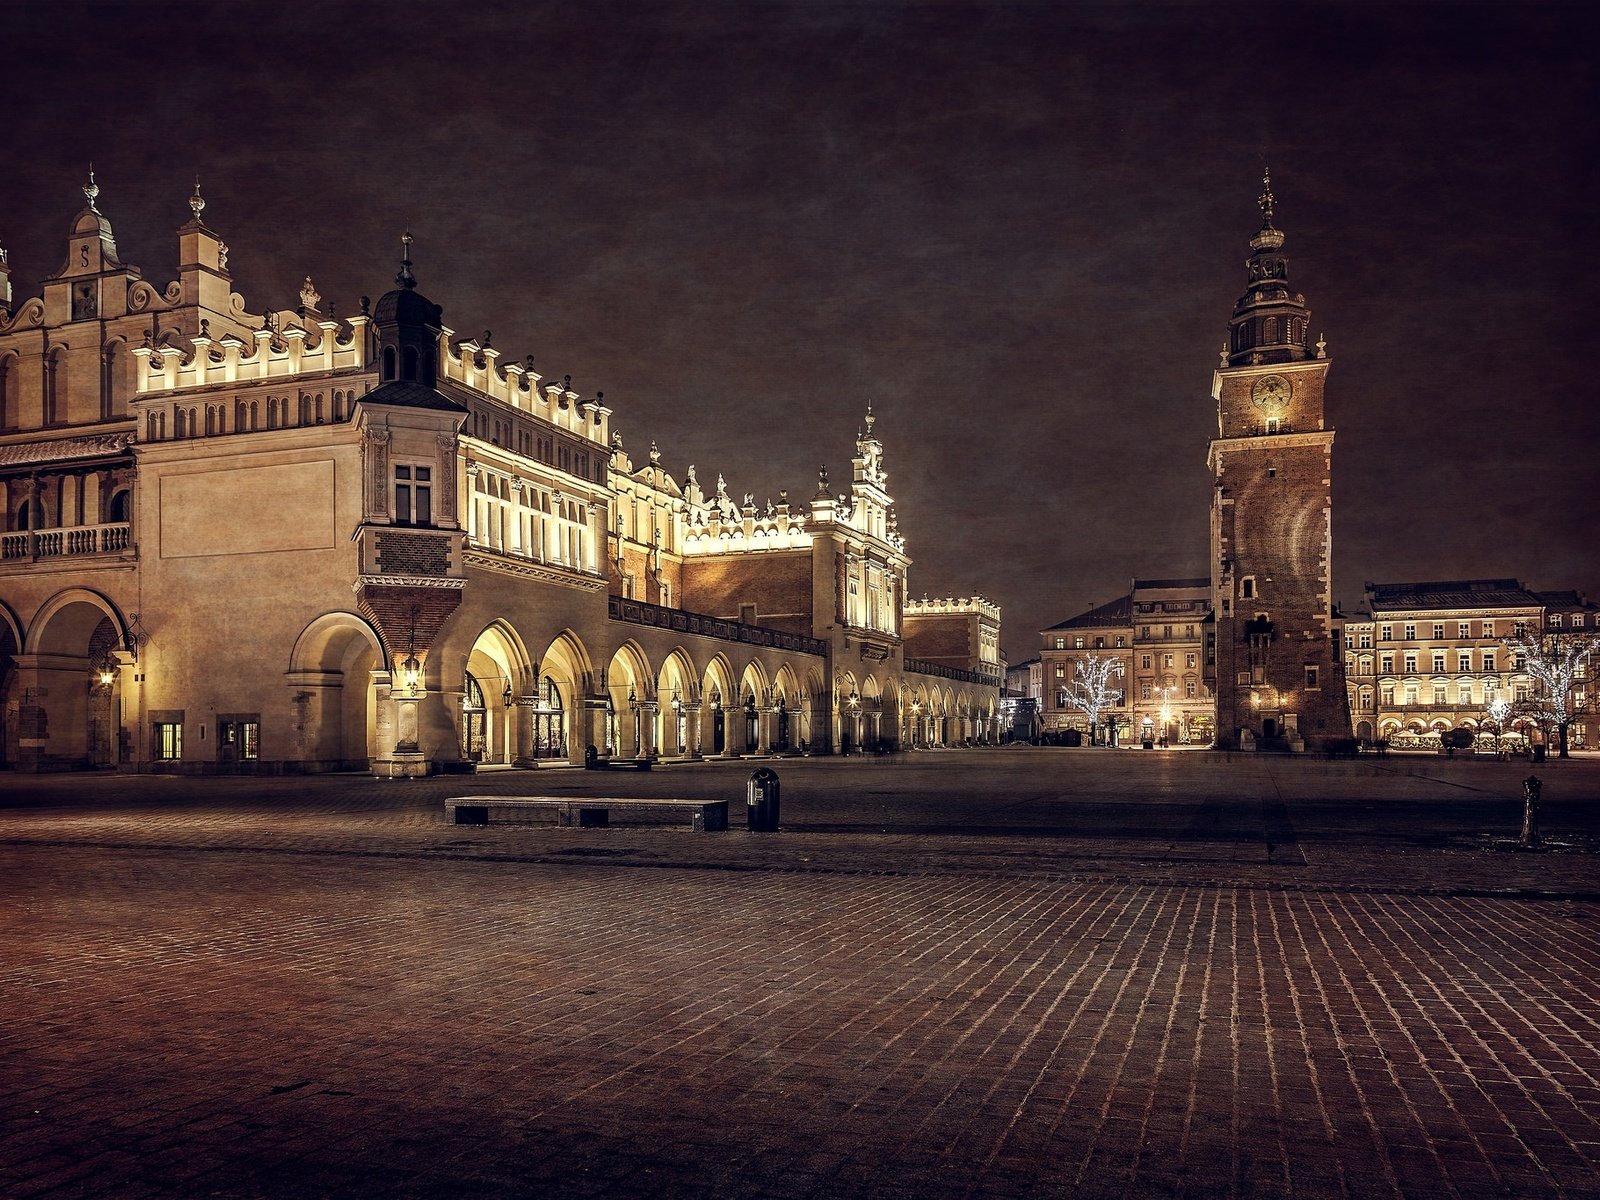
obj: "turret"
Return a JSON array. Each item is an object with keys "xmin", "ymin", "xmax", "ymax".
[{"xmin": 1225, "ymin": 168, "xmax": 1315, "ymax": 367}]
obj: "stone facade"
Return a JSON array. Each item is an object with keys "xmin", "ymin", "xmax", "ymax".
[{"xmin": 0, "ymin": 179, "xmax": 1001, "ymax": 773}]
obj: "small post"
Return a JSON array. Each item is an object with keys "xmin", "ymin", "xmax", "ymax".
[{"xmin": 1521, "ymin": 775, "xmax": 1543, "ymax": 848}]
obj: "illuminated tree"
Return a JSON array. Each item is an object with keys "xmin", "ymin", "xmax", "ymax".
[
  {"xmin": 1060, "ymin": 654, "xmax": 1124, "ymax": 745},
  {"xmin": 1503, "ymin": 628, "xmax": 1593, "ymax": 759}
]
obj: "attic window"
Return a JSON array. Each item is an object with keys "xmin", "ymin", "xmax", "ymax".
[{"xmin": 1267, "ymin": 466, "xmax": 1277, "ymax": 478}]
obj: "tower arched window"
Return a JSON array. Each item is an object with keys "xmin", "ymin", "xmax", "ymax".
[
  {"xmin": 1264, "ymin": 317, "xmax": 1278, "ymax": 342},
  {"xmin": 402, "ymin": 346, "xmax": 418, "ymax": 382},
  {"xmin": 0, "ymin": 355, "xmax": 14, "ymax": 430},
  {"xmin": 44, "ymin": 350, "xmax": 63, "ymax": 425},
  {"xmin": 382, "ymin": 347, "xmax": 397, "ymax": 381}
]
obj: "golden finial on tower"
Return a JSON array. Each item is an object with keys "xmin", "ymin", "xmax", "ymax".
[{"xmin": 1258, "ymin": 165, "xmax": 1276, "ymax": 231}]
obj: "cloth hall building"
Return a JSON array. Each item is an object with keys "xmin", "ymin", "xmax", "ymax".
[{"xmin": 0, "ymin": 178, "xmax": 1002, "ymax": 774}]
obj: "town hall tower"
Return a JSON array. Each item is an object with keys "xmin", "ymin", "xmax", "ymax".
[{"xmin": 1208, "ymin": 172, "xmax": 1350, "ymax": 748}]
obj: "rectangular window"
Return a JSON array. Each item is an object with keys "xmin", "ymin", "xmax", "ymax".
[
  {"xmin": 1483, "ymin": 652, "xmax": 1496, "ymax": 672},
  {"xmin": 1381, "ymin": 654, "xmax": 1395, "ymax": 673},
  {"xmin": 1550, "ymin": 613, "xmax": 1563, "ymax": 627},
  {"xmin": 1241, "ymin": 578, "xmax": 1255, "ymax": 599},
  {"xmin": 1573, "ymin": 614, "xmax": 1585, "ymax": 628},
  {"xmin": 1094, "ymin": 636, "xmax": 1105, "ymax": 649},
  {"xmin": 1432, "ymin": 652, "xmax": 1445, "ymax": 672},
  {"xmin": 1457, "ymin": 683, "xmax": 1473, "ymax": 706},
  {"xmin": 1403, "ymin": 623, "xmax": 1416, "ymax": 640},
  {"xmin": 1054, "ymin": 637, "xmax": 1065, "ymax": 649},
  {"xmin": 1142, "ymin": 655, "xmax": 1152, "ymax": 670},
  {"xmin": 1186, "ymin": 653, "xmax": 1196, "ymax": 669},
  {"xmin": 1432, "ymin": 623, "xmax": 1445, "ymax": 639},
  {"xmin": 1074, "ymin": 636, "xmax": 1085, "ymax": 649},
  {"xmin": 1114, "ymin": 636, "xmax": 1125, "ymax": 648},
  {"xmin": 1405, "ymin": 684, "xmax": 1419, "ymax": 706},
  {"xmin": 1185, "ymin": 625, "xmax": 1195, "ymax": 637},
  {"xmin": 1163, "ymin": 625, "xmax": 1172, "ymax": 638},
  {"xmin": 1433, "ymin": 684, "xmax": 1447, "ymax": 705},
  {"xmin": 1482, "ymin": 621, "xmax": 1494, "ymax": 638},
  {"xmin": 1054, "ymin": 665, "xmax": 1065, "ymax": 679},
  {"xmin": 1515, "ymin": 684, "xmax": 1531, "ymax": 703},
  {"xmin": 1404, "ymin": 653, "xmax": 1417, "ymax": 673},
  {"xmin": 1185, "ymin": 680, "xmax": 1196, "ymax": 698},
  {"xmin": 154, "ymin": 722, "xmax": 183, "ymax": 760},
  {"xmin": 1381, "ymin": 685, "xmax": 1395, "ymax": 705},
  {"xmin": 1164, "ymin": 654, "xmax": 1174, "ymax": 669},
  {"xmin": 1380, "ymin": 624, "xmax": 1392, "ymax": 641},
  {"xmin": 394, "ymin": 465, "xmax": 433, "ymax": 526},
  {"xmin": 1140, "ymin": 683, "xmax": 1152, "ymax": 701},
  {"xmin": 1457, "ymin": 652, "xmax": 1471, "ymax": 672},
  {"xmin": 1458, "ymin": 622, "xmax": 1471, "ymax": 638},
  {"xmin": 1304, "ymin": 666, "xmax": 1319, "ymax": 689},
  {"xmin": 1359, "ymin": 633, "xmax": 1372, "ymax": 648}
]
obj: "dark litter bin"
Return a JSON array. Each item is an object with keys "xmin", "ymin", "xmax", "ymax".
[
  {"xmin": 747, "ymin": 767, "xmax": 780, "ymax": 832},
  {"xmin": 1533, "ymin": 744, "xmax": 1547, "ymax": 763}
]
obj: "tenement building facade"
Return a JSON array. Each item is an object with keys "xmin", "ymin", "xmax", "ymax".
[
  {"xmin": 1343, "ymin": 580, "xmax": 1597, "ymax": 748},
  {"xmin": 0, "ymin": 178, "xmax": 1002, "ymax": 773}
]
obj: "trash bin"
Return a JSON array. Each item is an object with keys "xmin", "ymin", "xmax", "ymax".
[
  {"xmin": 1142, "ymin": 739, "xmax": 1154, "ymax": 750},
  {"xmin": 747, "ymin": 767, "xmax": 780, "ymax": 832},
  {"xmin": 1533, "ymin": 744, "xmax": 1546, "ymax": 763}
]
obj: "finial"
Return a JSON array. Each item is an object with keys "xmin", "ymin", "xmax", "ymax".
[
  {"xmin": 649, "ymin": 441, "xmax": 661, "ymax": 465},
  {"xmin": 397, "ymin": 231, "xmax": 416, "ymax": 289},
  {"xmin": 864, "ymin": 403, "xmax": 876, "ymax": 434},
  {"xmin": 563, "ymin": 374, "xmax": 572, "ymax": 391},
  {"xmin": 1258, "ymin": 165, "xmax": 1276, "ymax": 231},
  {"xmin": 481, "ymin": 330, "xmax": 492, "ymax": 348},
  {"xmin": 84, "ymin": 165, "xmax": 100, "ymax": 212},
  {"xmin": 1315, "ymin": 332, "xmax": 1327, "ymax": 359},
  {"xmin": 1219, "ymin": 342, "xmax": 1229, "ymax": 367},
  {"xmin": 299, "ymin": 275, "xmax": 320, "ymax": 311},
  {"xmin": 190, "ymin": 176, "xmax": 205, "ymax": 220}
]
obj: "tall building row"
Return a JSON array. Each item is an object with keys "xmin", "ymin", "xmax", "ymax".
[{"xmin": 0, "ymin": 178, "xmax": 1002, "ymax": 773}]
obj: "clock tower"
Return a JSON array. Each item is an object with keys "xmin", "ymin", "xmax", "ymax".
[{"xmin": 1209, "ymin": 171, "xmax": 1349, "ymax": 749}]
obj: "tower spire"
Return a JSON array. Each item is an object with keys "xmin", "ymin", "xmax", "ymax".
[
  {"xmin": 1257, "ymin": 165, "xmax": 1276, "ymax": 232},
  {"xmin": 397, "ymin": 230, "xmax": 416, "ymax": 289}
]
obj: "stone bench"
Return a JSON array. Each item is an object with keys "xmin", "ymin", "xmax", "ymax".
[{"xmin": 445, "ymin": 795, "xmax": 727, "ymax": 832}]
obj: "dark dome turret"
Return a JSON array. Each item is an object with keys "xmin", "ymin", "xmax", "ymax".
[
  {"xmin": 1225, "ymin": 169, "xmax": 1315, "ymax": 368},
  {"xmin": 372, "ymin": 232, "xmax": 442, "ymax": 387}
]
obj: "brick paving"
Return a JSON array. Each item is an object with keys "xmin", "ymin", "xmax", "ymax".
[{"xmin": 2, "ymin": 752, "xmax": 1600, "ymax": 1198}]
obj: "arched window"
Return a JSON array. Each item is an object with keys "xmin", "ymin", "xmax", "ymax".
[
  {"xmin": 299, "ymin": 395, "xmax": 311, "ymax": 424},
  {"xmin": 44, "ymin": 350, "xmax": 63, "ymax": 425},
  {"xmin": 109, "ymin": 490, "xmax": 132, "ymax": 523},
  {"xmin": 1, "ymin": 355, "xmax": 16, "ymax": 429},
  {"xmin": 402, "ymin": 346, "xmax": 418, "ymax": 382},
  {"xmin": 250, "ymin": 400, "xmax": 259, "ymax": 430},
  {"xmin": 382, "ymin": 347, "xmax": 397, "ymax": 381},
  {"xmin": 101, "ymin": 344, "xmax": 121, "ymax": 420},
  {"xmin": 174, "ymin": 407, "xmax": 187, "ymax": 438},
  {"xmin": 236, "ymin": 400, "xmax": 248, "ymax": 430},
  {"xmin": 1264, "ymin": 317, "xmax": 1278, "ymax": 342},
  {"xmin": 16, "ymin": 498, "xmax": 43, "ymax": 530}
]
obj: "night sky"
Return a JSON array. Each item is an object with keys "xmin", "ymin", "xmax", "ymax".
[{"xmin": 4, "ymin": 2, "xmax": 1595, "ymax": 660}]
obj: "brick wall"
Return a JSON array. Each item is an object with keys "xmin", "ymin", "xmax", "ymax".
[{"xmin": 682, "ymin": 550, "xmax": 814, "ymax": 636}]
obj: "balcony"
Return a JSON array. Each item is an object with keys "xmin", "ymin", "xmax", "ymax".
[{"xmin": 1, "ymin": 522, "xmax": 133, "ymax": 563}]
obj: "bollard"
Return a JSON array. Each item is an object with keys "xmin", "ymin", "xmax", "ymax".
[
  {"xmin": 747, "ymin": 767, "xmax": 780, "ymax": 832},
  {"xmin": 1521, "ymin": 775, "xmax": 1542, "ymax": 847}
]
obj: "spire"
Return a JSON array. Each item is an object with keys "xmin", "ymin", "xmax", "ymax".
[
  {"xmin": 83, "ymin": 165, "xmax": 100, "ymax": 213},
  {"xmin": 396, "ymin": 230, "xmax": 416, "ymax": 290},
  {"xmin": 1226, "ymin": 170, "xmax": 1310, "ymax": 367},
  {"xmin": 190, "ymin": 176, "xmax": 205, "ymax": 221}
]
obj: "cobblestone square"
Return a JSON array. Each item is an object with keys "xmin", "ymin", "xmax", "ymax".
[{"xmin": 3, "ymin": 751, "xmax": 1599, "ymax": 1197}]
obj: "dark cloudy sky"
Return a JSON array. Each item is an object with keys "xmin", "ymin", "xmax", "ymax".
[{"xmin": 4, "ymin": 1, "xmax": 1595, "ymax": 658}]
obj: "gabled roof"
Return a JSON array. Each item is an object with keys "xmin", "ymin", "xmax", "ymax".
[
  {"xmin": 1367, "ymin": 579, "xmax": 1542, "ymax": 611},
  {"xmin": 1044, "ymin": 593, "xmax": 1131, "ymax": 632}
]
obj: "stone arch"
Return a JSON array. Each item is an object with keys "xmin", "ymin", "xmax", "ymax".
[
  {"xmin": 287, "ymin": 610, "xmax": 385, "ymax": 772},
  {"xmin": 835, "ymin": 669, "xmax": 862, "ymax": 755},
  {"xmin": 656, "ymin": 648, "xmax": 697, "ymax": 758},
  {"xmin": 455, "ymin": 621, "xmax": 533, "ymax": 767},
  {"xmin": 0, "ymin": 602, "xmax": 18, "ymax": 769},
  {"xmin": 14, "ymin": 589, "xmax": 134, "ymax": 771},
  {"xmin": 604, "ymin": 640, "xmax": 655, "ymax": 758},
  {"xmin": 699, "ymin": 652, "xmax": 739, "ymax": 757},
  {"xmin": 736, "ymin": 659, "xmax": 771, "ymax": 754},
  {"xmin": 528, "ymin": 630, "xmax": 593, "ymax": 766}
]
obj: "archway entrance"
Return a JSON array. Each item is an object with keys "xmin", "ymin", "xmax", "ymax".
[
  {"xmin": 462, "ymin": 672, "xmax": 488, "ymax": 762},
  {"xmin": 287, "ymin": 613, "xmax": 383, "ymax": 772},
  {"xmin": 18, "ymin": 592, "xmax": 131, "ymax": 772}
]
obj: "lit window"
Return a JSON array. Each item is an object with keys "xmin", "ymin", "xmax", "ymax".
[
  {"xmin": 1551, "ymin": 613, "xmax": 1563, "ymax": 627},
  {"xmin": 154, "ymin": 722, "xmax": 183, "ymax": 761},
  {"xmin": 1433, "ymin": 685, "xmax": 1447, "ymax": 705},
  {"xmin": 1055, "ymin": 637, "xmax": 1065, "ymax": 649}
]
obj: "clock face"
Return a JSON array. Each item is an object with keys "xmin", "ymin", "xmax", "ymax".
[{"xmin": 1251, "ymin": 374, "xmax": 1291, "ymax": 414}]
